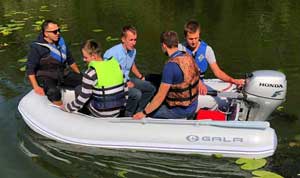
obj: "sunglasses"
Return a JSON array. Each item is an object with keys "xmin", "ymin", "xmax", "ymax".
[{"xmin": 46, "ymin": 28, "xmax": 61, "ymax": 34}]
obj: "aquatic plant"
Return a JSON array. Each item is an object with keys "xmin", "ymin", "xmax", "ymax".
[
  {"xmin": 92, "ymin": 29, "xmax": 103, "ymax": 32},
  {"xmin": 235, "ymin": 158, "xmax": 266, "ymax": 170},
  {"xmin": 252, "ymin": 170, "xmax": 283, "ymax": 178},
  {"xmin": 106, "ymin": 36, "xmax": 119, "ymax": 42}
]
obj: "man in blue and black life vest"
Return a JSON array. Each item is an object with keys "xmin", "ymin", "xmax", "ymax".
[
  {"xmin": 26, "ymin": 20, "xmax": 82, "ymax": 106},
  {"xmin": 180, "ymin": 19, "xmax": 245, "ymax": 95}
]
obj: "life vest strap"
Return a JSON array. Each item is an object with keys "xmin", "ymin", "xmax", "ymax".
[
  {"xmin": 169, "ymin": 80, "xmax": 199, "ymax": 92},
  {"xmin": 166, "ymin": 93, "xmax": 198, "ymax": 102}
]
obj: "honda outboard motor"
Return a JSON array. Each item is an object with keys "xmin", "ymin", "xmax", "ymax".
[{"xmin": 241, "ymin": 70, "xmax": 287, "ymax": 121}]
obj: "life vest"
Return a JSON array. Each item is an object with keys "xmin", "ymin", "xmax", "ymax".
[
  {"xmin": 35, "ymin": 37, "xmax": 67, "ymax": 79},
  {"xmin": 166, "ymin": 53, "xmax": 199, "ymax": 107},
  {"xmin": 88, "ymin": 57, "xmax": 126, "ymax": 111},
  {"xmin": 185, "ymin": 41, "xmax": 208, "ymax": 79}
]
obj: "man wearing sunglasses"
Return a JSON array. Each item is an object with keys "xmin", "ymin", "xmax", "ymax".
[{"xmin": 26, "ymin": 20, "xmax": 82, "ymax": 106}]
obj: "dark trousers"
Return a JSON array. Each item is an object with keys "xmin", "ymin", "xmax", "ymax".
[{"xmin": 38, "ymin": 72, "xmax": 82, "ymax": 102}]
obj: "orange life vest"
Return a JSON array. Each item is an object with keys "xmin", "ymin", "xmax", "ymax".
[{"xmin": 166, "ymin": 53, "xmax": 199, "ymax": 107}]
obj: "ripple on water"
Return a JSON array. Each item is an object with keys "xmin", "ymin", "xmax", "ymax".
[{"xmin": 18, "ymin": 128, "xmax": 251, "ymax": 178}]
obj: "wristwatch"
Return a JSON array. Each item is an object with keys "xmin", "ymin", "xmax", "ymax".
[{"xmin": 142, "ymin": 109, "xmax": 148, "ymax": 116}]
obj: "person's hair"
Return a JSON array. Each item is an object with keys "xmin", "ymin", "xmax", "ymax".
[
  {"xmin": 121, "ymin": 25, "xmax": 137, "ymax": 38},
  {"xmin": 81, "ymin": 39, "xmax": 102, "ymax": 56},
  {"xmin": 160, "ymin": 31, "xmax": 179, "ymax": 48},
  {"xmin": 184, "ymin": 19, "xmax": 201, "ymax": 37},
  {"xmin": 41, "ymin": 19, "xmax": 58, "ymax": 33}
]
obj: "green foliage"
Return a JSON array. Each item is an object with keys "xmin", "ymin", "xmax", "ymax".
[
  {"xmin": 17, "ymin": 58, "xmax": 27, "ymax": 63},
  {"xmin": 235, "ymin": 158, "xmax": 267, "ymax": 170},
  {"xmin": 60, "ymin": 24, "xmax": 68, "ymax": 32},
  {"xmin": 106, "ymin": 36, "xmax": 119, "ymax": 42},
  {"xmin": 276, "ymin": 106, "xmax": 284, "ymax": 111},
  {"xmin": 1, "ymin": 29, "xmax": 13, "ymax": 36},
  {"xmin": 213, "ymin": 153, "xmax": 223, "ymax": 158},
  {"xmin": 92, "ymin": 29, "xmax": 103, "ymax": 32},
  {"xmin": 252, "ymin": 170, "xmax": 283, "ymax": 178},
  {"xmin": 35, "ymin": 20, "xmax": 45, "ymax": 25},
  {"xmin": 40, "ymin": 5, "xmax": 48, "ymax": 9},
  {"xmin": 19, "ymin": 66, "xmax": 26, "ymax": 72},
  {"xmin": 116, "ymin": 170, "xmax": 128, "ymax": 178},
  {"xmin": 0, "ymin": 43, "xmax": 9, "ymax": 47}
]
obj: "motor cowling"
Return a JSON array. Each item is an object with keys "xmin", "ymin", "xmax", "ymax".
[
  {"xmin": 242, "ymin": 70, "xmax": 287, "ymax": 121},
  {"xmin": 244, "ymin": 70, "xmax": 287, "ymax": 100}
]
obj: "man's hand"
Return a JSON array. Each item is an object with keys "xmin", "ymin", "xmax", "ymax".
[
  {"xmin": 232, "ymin": 79, "xmax": 245, "ymax": 88},
  {"xmin": 34, "ymin": 86, "xmax": 45, "ymax": 96},
  {"xmin": 198, "ymin": 82, "xmax": 208, "ymax": 95},
  {"xmin": 127, "ymin": 81, "xmax": 135, "ymax": 88},
  {"xmin": 133, "ymin": 112, "xmax": 145, "ymax": 120},
  {"xmin": 60, "ymin": 104, "xmax": 67, "ymax": 111}
]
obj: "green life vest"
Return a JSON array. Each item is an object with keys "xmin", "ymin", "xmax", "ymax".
[{"xmin": 88, "ymin": 57, "xmax": 123, "ymax": 88}]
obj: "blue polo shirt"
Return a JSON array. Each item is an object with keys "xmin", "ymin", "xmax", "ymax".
[
  {"xmin": 161, "ymin": 50, "xmax": 198, "ymax": 116},
  {"xmin": 103, "ymin": 43, "xmax": 136, "ymax": 81}
]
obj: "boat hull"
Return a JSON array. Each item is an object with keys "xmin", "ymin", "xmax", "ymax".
[{"xmin": 18, "ymin": 90, "xmax": 277, "ymax": 158}]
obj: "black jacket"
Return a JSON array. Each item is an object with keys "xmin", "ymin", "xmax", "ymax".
[{"xmin": 26, "ymin": 33, "xmax": 75, "ymax": 76}]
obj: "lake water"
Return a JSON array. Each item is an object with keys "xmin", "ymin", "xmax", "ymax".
[{"xmin": 0, "ymin": 0, "xmax": 300, "ymax": 177}]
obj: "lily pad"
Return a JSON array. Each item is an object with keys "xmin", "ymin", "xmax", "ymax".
[
  {"xmin": 40, "ymin": 5, "xmax": 48, "ymax": 9},
  {"xmin": 35, "ymin": 20, "xmax": 45, "ymax": 25},
  {"xmin": 0, "ymin": 43, "xmax": 9, "ymax": 47},
  {"xmin": 276, "ymin": 106, "xmax": 284, "ymax": 111},
  {"xmin": 60, "ymin": 24, "xmax": 68, "ymax": 32},
  {"xmin": 10, "ymin": 19, "xmax": 26, "ymax": 23},
  {"xmin": 25, "ymin": 34, "xmax": 34, "ymax": 38},
  {"xmin": 117, "ymin": 170, "xmax": 128, "ymax": 178},
  {"xmin": 24, "ymin": 16, "xmax": 34, "ymax": 20},
  {"xmin": 10, "ymin": 26, "xmax": 24, "ymax": 31},
  {"xmin": 4, "ymin": 14, "xmax": 13, "ymax": 17},
  {"xmin": 19, "ymin": 66, "xmax": 26, "ymax": 72},
  {"xmin": 1, "ymin": 29, "xmax": 13, "ymax": 36},
  {"xmin": 40, "ymin": 9, "xmax": 50, "ymax": 12},
  {"xmin": 32, "ymin": 25, "xmax": 41, "ymax": 31},
  {"xmin": 92, "ymin": 29, "xmax": 103, "ymax": 33},
  {"xmin": 0, "ymin": 49, "xmax": 6, "ymax": 53},
  {"xmin": 18, "ymin": 58, "xmax": 27, "ymax": 63},
  {"xmin": 213, "ymin": 153, "xmax": 223, "ymax": 158},
  {"xmin": 235, "ymin": 158, "xmax": 266, "ymax": 170},
  {"xmin": 14, "ymin": 11, "xmax": 28, "ymax": 15},
  {"xmin": 289, "ymin": 141, "xmax": 300, "ymax": 147},
  {"xmin": 252, "ymin": 170, "xmax": 283, "ymax": 178},
  {"xmin": 106, "ymin": 36, "xmax": 119, "ymax": 42}
]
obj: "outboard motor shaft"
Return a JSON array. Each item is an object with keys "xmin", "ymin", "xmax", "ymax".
[{"xmin": 243, "ymin": 70, "xmax": 287, "ymax": 121}]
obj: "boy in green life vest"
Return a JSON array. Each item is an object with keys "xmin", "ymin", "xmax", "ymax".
[{"xmin": 62, "ymin": 39, "xmax": 128, "ymax": 117}]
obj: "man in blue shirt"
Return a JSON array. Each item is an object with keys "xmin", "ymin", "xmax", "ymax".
[
  {"xmin": 103, "ymin": 25, "xmax": 156, "ymax": 116},
  {"xmin": 133, "ymin": 31, "xmax": 201, "ymax": 119}
]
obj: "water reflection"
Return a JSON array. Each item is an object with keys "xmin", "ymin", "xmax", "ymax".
[{"xmin": 19, "ymin": 127, "xmax": 250, "ymax": 178}]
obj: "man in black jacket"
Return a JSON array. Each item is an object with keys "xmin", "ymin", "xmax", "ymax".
[{"xmin": 26, "ymin": 20, "xmax": 81, "ymax": 105}]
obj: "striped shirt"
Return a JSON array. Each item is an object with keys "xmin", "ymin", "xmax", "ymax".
[{"xmin": 66, "ymin": 68, "xmax": 128, "ymax": 117}]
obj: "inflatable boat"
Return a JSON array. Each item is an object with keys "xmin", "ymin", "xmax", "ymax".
[{"xmin": 18, "ymin": 70, "xmax": 287, "ymax": 158}]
